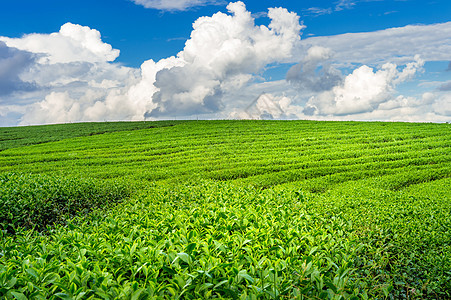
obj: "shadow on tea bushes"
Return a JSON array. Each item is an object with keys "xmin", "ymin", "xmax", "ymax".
[{"xmin": 0, "ymin": 173, "xmax": 132, "ymax": 233}]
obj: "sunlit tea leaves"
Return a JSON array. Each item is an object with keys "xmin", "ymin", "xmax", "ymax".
[{"xmin": 0, "ymin": 120, "xmax": 449, "ymax": 299}]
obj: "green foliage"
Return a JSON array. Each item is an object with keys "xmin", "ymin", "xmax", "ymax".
[
  {"xmin": 0, "ymin": 182, "xmax": 369, "ymax": 299},
  {"xmin": 0, "ymin": 121, "xmax": 181, "ymax": 151},
  {"xmin": 0, "ymin": 173, "xmax": 132, "ymax": 232},
  {"xmin": 294, "ymin": 177, "xmax": 451, "ymax": 299},
  {"xmin": 0, "ymin": 120, "xmax": 450, "ymax": 299}
]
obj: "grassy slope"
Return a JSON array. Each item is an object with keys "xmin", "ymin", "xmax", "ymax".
[{"xmin": 0, "ymin": 120, "xmax": 450, "ymax": 299}]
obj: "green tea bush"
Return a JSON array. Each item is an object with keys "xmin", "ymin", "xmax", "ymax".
[
  {"xmin": 301, "ymin": 177, "xmax": 451, "ymax": 299},
  {"xmin": 0, "ymin": 121, "xmax": 181, "ymax": 151},
  {"xmin": 0, "ymin": 120, "xmax": 449, "ymax": 299},
  {"xmin": 0, "ymin": 173, "xmax": 132, "ymax": 233},
  {"xmin": 0, "ymin": 182, "xmax": 370, "ymax": 299}
]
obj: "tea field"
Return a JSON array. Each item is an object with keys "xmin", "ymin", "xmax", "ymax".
[{"xmin": 0, "ymin": 120, "xmax": 450, "ymax": 299}]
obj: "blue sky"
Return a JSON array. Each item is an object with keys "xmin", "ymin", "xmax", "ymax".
[{"xmin": 0, "ymin": 0, "xmax": 450, "ymax": 125}]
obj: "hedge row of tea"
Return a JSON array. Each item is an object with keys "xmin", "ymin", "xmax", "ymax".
[
  {"xmin": 0, "ymin": 173, "xmax": 132, "ymax": 233},
  {"xmin": 0, "ymin": 121, "xmax": 180, "ymax": 151},
  {"xmin": 0, "ymin": 120, "xmax": 450, "ymax": 299}
]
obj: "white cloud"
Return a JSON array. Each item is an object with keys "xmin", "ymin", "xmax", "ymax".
[
  {"xmin": 140, "ymin": 1, "xmax": 304, "ymax": 117},
  {"xmin": 0, "ymin": 23, "xmax": 138, "ymax": 125},
  {"xmin": 20, "ymin": 86, "xmax": 143, "ymax": 125},
  {"xmin": 304, "ymin": 7, "xmax": 332, "ymax": 16},
  {"xmin": 304, "ymin": 0, "xmax": 355, "ymax": 16},
  {"xmin": 0, "ymin": 41, "xmax": 37, "ymax": 97},
  {"xmin": 431, "ymin": 93, "xmax": 451, "ymax": 117},
  {"xmin": 0, "ymin": 23, "xmax": 119, "ymax": 64},
  {"xmin": 286, "ymin": 46, "xmax": 342, "ymax": 92},
  {"xmin": 11, "ymin": 59, "xmax": 140, "ymax": 125},
  {"xmin": 288, "ymin": 90, "xmax": 450, "ymax": 123},
  {"xmin": 283, "ymin": 22, "xmax": 451, "ymax": 122},
  {"xmin": 1, "ymin": 2, "xmax": 304, "ymax": 125},
  {"xmin": 229, "ymin": 93, "xmax": 299, "ymax": 120},
  {"xmin": 1, "ymin": 3, "xmax": 450, "ymax": 126},
  {"xmin": 303, "ymin": 57, "xmax": 425, "ymax": 116},
  {"xmin": 300, "ymin": 22, "xmax": 451, "ymax": 64},
  {"xmin": 22, "ymin": 92, "xmax": 82, "ymax": 124},
  {"xmin": 334, "ymin": 0, "xmax": 356, "ymax": 11},
  {"xmin": 132, "ymin": 0, "xmax": 224, "ymax": 11}
]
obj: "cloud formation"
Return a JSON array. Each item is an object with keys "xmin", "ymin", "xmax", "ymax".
[
  {"xmin": 304, "ymin": 0, "xmax": 356, "ymax": 16},
  {"xmin": 286, "ymin": 46, "xmax": 342, "ymax": 92},
  {"xmin": 0, "ymin": 42, "xmax": 37, "ymax": 97},
  {"xmin": 132, "ymin": 0, "xmax": 224, "ymax": 11},
  {"xmin": 0, "ymin": 23, "xmax": 138, "ymax": 125},
  {"xmin": 303, "ymin": 56, "xmax": 425, "ymax": 116},
  {"xmin": 0, "ymin": 23, "xmax": 120, "ymax": 64},
  {"xmin": 141, "ymin": 1, "xmax": 304, "ymax": 117},
  {"xmin": 0, "ymin": 3, "xmax": 450, "ymax": 125},
  {"xmin": 300, "ymin": 22, "xmax": 451, "ymax": 64},
  {"xmin": 0, "ymin": 2, "xmax": 304, "ymax": 124},
  {"xmin": 431, "ymin": 93, "xmax": 451, "ymax": 117},
  {"xmin": 230, "ymin": 93, "xmax": 298, "ymax": 120},
  {"xmin": 334, "ymin": 0, "xmax": 356, "ymax": 12}
]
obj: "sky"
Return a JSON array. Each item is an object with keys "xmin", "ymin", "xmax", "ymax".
[{"xmin": 0, "ymin": 0, "xmax": 450, "ymax": 126}]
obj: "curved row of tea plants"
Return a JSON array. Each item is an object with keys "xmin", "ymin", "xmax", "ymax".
[
  {"xmin": 0, "ymin": 120, "xmax": 450, "ymax": 299},
  {"xmin": 0, "ymin": 121, "xmax": 448, "ymax": 186},
  {"xmin": 0, "ymin": 173, "xmax": 132, "ymax": 233},
  {"xmin": 1, "ymin": 178, "xmax": 449, "ymax": 299},
  {"xmin": 0, "ymin": 182, "xmax": 389, "ymax": 299},
  {"xmin": 0, "ymin": 121, "xmax": 181, "ymax": 151}
]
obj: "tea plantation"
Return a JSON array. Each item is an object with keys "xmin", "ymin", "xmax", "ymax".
[{"xmin": 0, "ymin": 120, "xmax": 450, "ymax": 299}]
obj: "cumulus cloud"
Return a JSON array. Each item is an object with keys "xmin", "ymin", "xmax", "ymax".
[
  {"xmin": 287, "ymin": 22, "xmax": 450, "ymax": 122},
  {"xmin": 21, "ymin": 92, "xmax": 82, "ymax": 124},
  {"xmin": 303, "ymin": 56, "xmax": 425, "ymax": 116},
  {"xmin": 1, "ymin": 2, "xmax": 304, "ymax": 125},
  {"xmin": 1, "ymin": 3, "xmax": 450, "ymax": 125},
  {"xmin": 0, "ymin": 41, "xmax": 37, "ymax": 97},
  {"xmin": 431, "ymin": 93, "xmax": 451, "ymax": 116},
  {"xmin": 229, "ymin": 93, "xmax": 298, "ymax": 120},
  {"xmin": 10, "ymin": 57, "xmax": 139, "ymax": 125},
  {"xmin": 141, "ymin": 1, "xmax": 304, "ymax": 117},
  {"xmin": 20, "ymin": 87, "xmax": 142, "ymax": 125},
  {"xmin": 284, "ymin": 90, "xmax": 449, "ymax": 123},
  {"xmin": 286, "ymin": 46, "xmax": 342, "ymax": 92},
  {"xmin": 300, "ymin": 22, "xmax": 451, "ymax": 64},
  {"xmin": 0, "ymin": 23, "xmax": 138, "ymax": 125},
  {"xmin": 132, "ymin": 0, "xmax": 224, "ymax": 11},
  {"xmin": 362, "ymin": 92, "xmax": 450, "ymax": 122},
  {"xmin": 0, "ymin": 23, "xmax": 120, "ymax": 64}
]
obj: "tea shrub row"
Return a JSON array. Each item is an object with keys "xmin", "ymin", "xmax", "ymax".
[
  {"xmin": 0, "ymin": 121, "xmax": 181, "ymax": 151},
  {"xmin": 0, "ymin": 120, "xmax": 449, "ymax": 299},
  {"xmin": 0, "ymin": 182, "xmax": 376, "ymax": 299},
  {"xmin": 2, "ymin": 179, "xmax": 449, "ymax": 299},
  {"xmin": 0, "ymin": 173, "xmax": 132, "ymax": 233}
]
